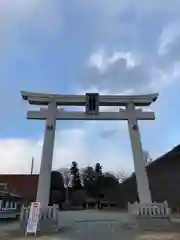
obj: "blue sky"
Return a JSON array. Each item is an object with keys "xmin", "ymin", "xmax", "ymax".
[{"xmin": 0, "ymin": 0, "xmax": 180, "ymax": 175}]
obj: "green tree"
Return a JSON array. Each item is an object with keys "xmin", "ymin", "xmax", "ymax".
[
  {"xmin": 70, "ymin": 161, "xmax": 82, "ymax": 190},
  {"xmin": 95, "ymin": 163, "xmax": 102, "ymax": 177},
  {"xmin": 93, "ymin": 163, "xmax": 103, "ymax": 202},
  {"xmin": 83, "ymin": 166, "xmax": 95, "ymax": 181},
  {"xmin": 49, "ymin": 171, "xmax": 65, "ymax": 206}
]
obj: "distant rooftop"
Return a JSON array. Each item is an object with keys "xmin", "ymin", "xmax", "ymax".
[{"xmin": 122, "ymin": 144, "xmax": 180, "ymax": 183}]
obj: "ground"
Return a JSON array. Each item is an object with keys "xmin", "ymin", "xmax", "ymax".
[{"xmin": 0, "ymin": 210, "xmax": 180, "ymax": 240}]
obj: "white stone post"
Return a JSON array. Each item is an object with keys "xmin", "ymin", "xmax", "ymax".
[
  {"xmin": 5, "ymin": 200, "xmax": 9, "ymax": 209},
  {"xmin": 127, "ymin": 103, "xmax": 152, "ymax": 204},
  {"xmin": 0, "ymin": 200, "xmax": 2, "ymax": 210},
  {"xmin": 36, "ymin": 101, "xmax": 57, "ymax": 209}
]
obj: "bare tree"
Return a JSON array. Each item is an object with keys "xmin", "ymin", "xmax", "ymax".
[
  {"xmin": 143, "ymin": 150, "xmax": 153, "ymax": 166},
  {"xmin": 115, "ymin": 171, "xmax": 129, "ymax": 183}
]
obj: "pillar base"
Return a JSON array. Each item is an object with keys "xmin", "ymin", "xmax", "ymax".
[
  {"xmin": 128, "ymin": 201, "xmax": 171, "ymax": 230},
  {"xmin": 20, "ymin": 205, "xmax": 59, "ymax": 233},
  {"xmin": 137, "ymin": 215, "xmax": 171, "ymax": 230}
]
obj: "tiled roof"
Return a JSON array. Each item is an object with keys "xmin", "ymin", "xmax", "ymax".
[{"xmin": 0, "ymin": 189, "xmax": 21, "ymax": 199}]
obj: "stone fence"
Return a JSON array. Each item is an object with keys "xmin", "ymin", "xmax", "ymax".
[
  {"xmin": 128, "ymin": 201, "xmax": 170, "ymax": 216},
  {"xmin": 20, "ymin": 204, "xmax": 58, "ymax": 222},
  {"xmin": 20, "ymin": 204, "xmax": 59, "ymax": 232},
  {"xmin": 0, "ymin": 199, "xmax": 20, "ymax": 219}
]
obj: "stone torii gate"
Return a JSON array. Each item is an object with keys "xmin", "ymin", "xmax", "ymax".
[{"xmin": 21, "ymin": 91, "xmax": 158, "ymax": 210}]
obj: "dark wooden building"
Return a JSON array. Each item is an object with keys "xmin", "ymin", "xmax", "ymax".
[
  {"xmin": 121, "ymin": 145, "xmax": 180, "ymax": 209},
  {"xmin": 0, "ymin": 174, "xmax": 38, "ymax": 203},
  {"xmin": 0, "ymin": 172, "xmax": 65, "ymax": 205}
]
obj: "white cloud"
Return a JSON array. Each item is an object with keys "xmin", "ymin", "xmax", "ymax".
[
  {"xmin": 88, "ymin": 49, "xmax": 107, "ymax": 73},
  {"xmin": 152, "ymin": 19, "xmax": 180, "ymax": 89},
  {"xmin": 0, "ymin": 0, "xmax": 60, "ymax": 26},
  {"xmin": 82, "ymin": 49, "xmax": 154, "ymax": 93},
  {"xmin": 0, "ymin": 125, "xmax": 134, "ymax": 175},
  {"xmin": 78, "ymin": 0, "xmax": 180, "ymax": 94},
  {"xmin": 80, "ymin": 0, "xmax": 180, "ymax": 15},
  {"xmin": 0, "ymin": 138, "xmax": 41, "ymax": 174},
  {"xmin": 82, "ymin": 20, "xmax": 180, "ymax": 94},
  {"xmin": 0, "ymin": 0, "xmax": 44, "ymax": 15},
  {"xmin": 0, "ymin": 128, "xmax": 88, "ymax": 174},
  {"xmin": 78, "ymin": 0, "xmax": 180, "ymax": 44},
  {"xmin": 88, "ymin": 50, "xmax": 139, "ymax": 73},
  {"xmin": 0, "ymin": 0, "xmax": 61, "ymax": 48},
  {"xmin": 158, "ymin": 20, "xmax": 180, "ymax": 56}
]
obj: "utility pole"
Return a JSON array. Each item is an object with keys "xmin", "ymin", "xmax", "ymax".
[{"xmin": 31, "ymin": 157, "xmax": 34, "ymax": 175}]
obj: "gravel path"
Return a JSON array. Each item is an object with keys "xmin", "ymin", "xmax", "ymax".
[{"xmin": 0, "ymin": 210, "xmax": 180, "ymax": 240}]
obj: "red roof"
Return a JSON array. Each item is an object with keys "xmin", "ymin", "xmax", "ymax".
[{"xmin": 0, "ymin": 174, "xmax": 39, "ymax": 200}]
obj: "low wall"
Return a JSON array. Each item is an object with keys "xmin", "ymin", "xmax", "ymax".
[
  {"xmin": 128, "ymin": 201, "xmax": 170, "ymax": 217},
  {"xmin": 20, "ymin": 205, "xmax": 59, "ymax": 232},
  {"xmin": 0, "ymin": 200, "xmax": 20, "ymax": 219}
]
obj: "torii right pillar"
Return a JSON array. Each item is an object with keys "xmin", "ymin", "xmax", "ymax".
[{"xmin": 127, "ymin": 103, "xmax": 152, "ymax": 204}]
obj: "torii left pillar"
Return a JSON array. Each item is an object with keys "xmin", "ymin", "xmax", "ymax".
[{"xmin": 36, "ymin": 101, "xmax": 57, "ymax": 210}]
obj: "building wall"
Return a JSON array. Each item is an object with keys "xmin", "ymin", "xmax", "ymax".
[
  {"xmin": 0, "ymin": 175, "xmax": 38, "ymax": 202},
  {"xmin": 121, "ymin": 145, "xmax": 180, "ymax": 208},
  {"xmin": 0, "ymin": 172, "xmax": 65, "ymax": 204}
]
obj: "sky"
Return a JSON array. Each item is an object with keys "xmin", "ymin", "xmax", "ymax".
[{"xmin": 0, "ymin": 0, "xmax": 180, "ymax": 175}]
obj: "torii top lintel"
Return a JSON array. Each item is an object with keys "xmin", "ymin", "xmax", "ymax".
[{"xmin": 21, "ymin": 91, "xmax": 158, "ymax": 107}]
